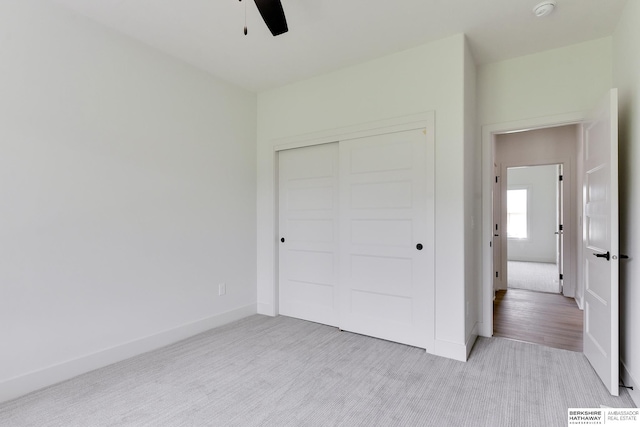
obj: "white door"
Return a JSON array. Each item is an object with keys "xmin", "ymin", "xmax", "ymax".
[
  {"xmin": 338, "ymin": 129, "xmax": 434, "ymax": 349},
  {"xmin": 278, "ymin": 143, "xmax": 340, "ymax": 326},
  {"xmin": 583, "ymin": 89, "xmax": 619, "ymax": 396}
]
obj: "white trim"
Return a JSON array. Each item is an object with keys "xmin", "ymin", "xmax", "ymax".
[
  {"xmin": 481, "ymin": 111, "xmax": 587, "ymax": 337},
  {"xmin": 0, "ymin": 304, "xmax": 256, "ymax": 404},
  {"xmin": 621, "ymin": 361, "xmax": 640, "ymax": 407},
  {"xmin": 465, "ymin": 323, "xmax": 480, "ymax": 360},
  {"xmin": 273, "ymin": 112, "xmax": 435, "ymax": 152},
  {"xmin": 271, "ymin": 149, "xmax": 280, "ymax": 318},
  {"xmin": 257, "ymin": 302, "xmax": 276, "ymax": 316},
  {"xmin": 477, "ymin": 321, "xmax": 491, "ymax": 338},
  {"xmin": 434, "ymin": 338, "xmax": 468, "ymax": 362}
]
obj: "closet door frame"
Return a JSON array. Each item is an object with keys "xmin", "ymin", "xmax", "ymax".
[{"xmin": 273, "ymin": 112, "xmax": 436, "ymax": 353}]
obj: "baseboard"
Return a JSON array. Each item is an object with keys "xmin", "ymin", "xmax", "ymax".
[
  {"xmin": 257, "ymin": 302, "xmax": 276, "ymax": 316},
  {"xmin": 508, "ymin": 258, "xmax": 556, "ymax": 263},
  {"xmin": 0, "ymin": 304, "xmax": 256, "ymax": 404},
  {"xmin": 433, "ymin": 338, "xmax": 468, "ymax": 362},
  {"xmin": 477, "ymin": 321, "xmax": 492, "ymax": 338},
  {"xmin": 465, "ymin": 323, "xmax": 479, "ymax": 360},
  {"xmin": 433, "ymin": 324, "xmax": 480, "ymax": 362},
  {"xmin": 621, "ymin": 360, "xmax": 640, "ymax": 407}
]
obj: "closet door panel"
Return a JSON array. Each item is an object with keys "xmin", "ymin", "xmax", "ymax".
[
  {"xmin": 339, "ymin": 129, "xmax": 434, "ymax": 349},
  {"xmin": 278, "ymin": 143, "xmax": 339, "ymax": 326}
]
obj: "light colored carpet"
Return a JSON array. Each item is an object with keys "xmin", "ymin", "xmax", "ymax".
[
  {"xmin": 508, "ymin": 261, "xmax": 559, "ymax": 293},
  {"xmin": 0, "ymin": 315, "xmax": 634, "ymax": 426}
]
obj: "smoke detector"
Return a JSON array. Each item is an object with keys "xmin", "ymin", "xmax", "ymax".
[{"xmin": 533, "ymin": 1, "xmax": 556, "ymax": 17}]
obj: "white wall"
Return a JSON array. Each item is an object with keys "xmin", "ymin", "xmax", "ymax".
[
  {"xmin": 506, "ymin": 165, "xmax": 558, "ymax": 263},
  {"xmin": 478, "ymin": 38, "xmax": 613, "ymax": 126},
  {"xmin": 257, "ymin": 34, "xmax": 473, "ymax": 360},
  {"xmin": 478, "ymin": 39, "xmax": 612, "ymax": 335},
  {"xmin": 0, "ymin": 0, "xmax": 257, "ymax": 402},
  {"xmin": 613, "ymin": 0, "xmax": 640, "ymax": 406}
]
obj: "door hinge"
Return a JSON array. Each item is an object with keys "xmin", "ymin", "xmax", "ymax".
[
  {"xmin": 559, "ymin": 175, "xmax": 563, "ymax": 181},
  {"xmin": 559, "ymin": 224, "xmax": 563, "ymax": 231},
  {"xmin": 495, "ymin": 176, "xmax": 499, "ymax": 183},
  {"xmin": 559, "ymin": 273, "xmax": 564, "ymax": 280},
  {"xmin": 496, "ymin": 271, "xmax": 499, "ymax": 278}
]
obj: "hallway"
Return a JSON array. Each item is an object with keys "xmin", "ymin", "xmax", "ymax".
[{"xmin": 493, "ymin": 288, "xmax": 583, "ymax": 352}]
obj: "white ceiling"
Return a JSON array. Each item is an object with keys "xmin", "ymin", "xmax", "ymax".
[{"xmin": 50, "ymin": 0, "xmax": 627, "ymax": 92}]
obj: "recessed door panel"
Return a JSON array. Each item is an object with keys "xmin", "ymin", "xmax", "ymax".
[
  {"xmin": 350, "ymin": 291, "xmax": 413, "ymax": 325},
  {"xmin": 287, "ymin": 219, "xmax": 334, "ymax": 243},
  {"xmin": 282, "ymin": 280, "xmax": 335, "ymax": 311},
  {"xmin": 585, "ymin": 257, "xmax": 608, "ymax": 303},
  {"xmin": 350, "ymin": 181, "xmax": 413, "ymax": 209},
  {"xmin": 287, "ymin": 186, "xmax": 334, "ymax": 211},
  {"xmin": 285, "ymin": 147, "xmax": 337, "ymax": 180},
  {"xmin": 350, "ymin": 141, "xmax": 413, "ymax": 173},
  {"xmin": 350, "ymin": 219, "xmax": 412, "ymax": 247},
  {"xmin": 287, "ymin": 250, "xmax": 334, "ymax": 285},
  {"xmin": 350, "ymin": 254, "xmax": 413, "ymax": 296},
  {"xmin": 585, "ymin": 302, "xmax": 609, "ymax": 357}
]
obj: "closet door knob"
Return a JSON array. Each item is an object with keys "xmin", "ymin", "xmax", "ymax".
[
  {"xmin": 280, "ymin": 238, "xmax": 285, "ymax": 243},
  {"xmin": 416, "ymin": 243, "xmax": 423, "ymax": 250}
]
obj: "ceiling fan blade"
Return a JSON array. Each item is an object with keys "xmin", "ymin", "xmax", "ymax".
[{"xmin": 253, "ymin": 0, "xmax": 288, "ymax": 36}]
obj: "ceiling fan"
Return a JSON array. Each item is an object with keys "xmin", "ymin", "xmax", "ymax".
[{"xmin": 239, "ymin": 0, "xmax": 288, "ymax": 36}]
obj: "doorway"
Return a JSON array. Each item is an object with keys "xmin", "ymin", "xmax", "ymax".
[
  {"xmin": 492, "ymin": 125, "xmax": 578, "ymax": 299},
  {"xmin": 491, "ymin": 125, "xmax": 582, "ymax": 351},
  {"xmin": 505, "ymin": 164, "xmax": 562, "ymax": 294},
  {"xmin": 482, "ymin": 91, "xmax": 620, "ymax": 395}
]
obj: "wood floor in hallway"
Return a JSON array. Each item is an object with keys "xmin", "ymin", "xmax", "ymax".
[{"xmin": 493, "ymin": 288, "xmax": 583, "ymax": 352}]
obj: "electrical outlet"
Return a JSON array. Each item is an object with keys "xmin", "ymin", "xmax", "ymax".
[{"xmin": 218, "ymin": 283, "xmax": 226, "ymax": 296}]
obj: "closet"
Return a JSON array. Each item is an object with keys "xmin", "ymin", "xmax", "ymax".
[{"xmin": 278, "ymin": 127, "xmax": 434, "ymax": 348}]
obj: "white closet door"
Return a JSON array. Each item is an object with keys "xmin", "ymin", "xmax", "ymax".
[
  {"xmin": 339, "ymin": 129, "xmax": 434, "ymax": 349},
  {"xmin": 278, "ymin": 143, "xmax": 339, "ymax": 326}
]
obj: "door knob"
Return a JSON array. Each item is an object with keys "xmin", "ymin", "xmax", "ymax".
[
  {"xmin": 593, "ymin": 251, "xmax": 610, "ymax": 261},
  {"xmin": 280, "ymin": 237, "xmax": 285, "ymax": 243},
  {"xmin": 416, "ymin": 243, "xmax": 423, "ymax": 250}
]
